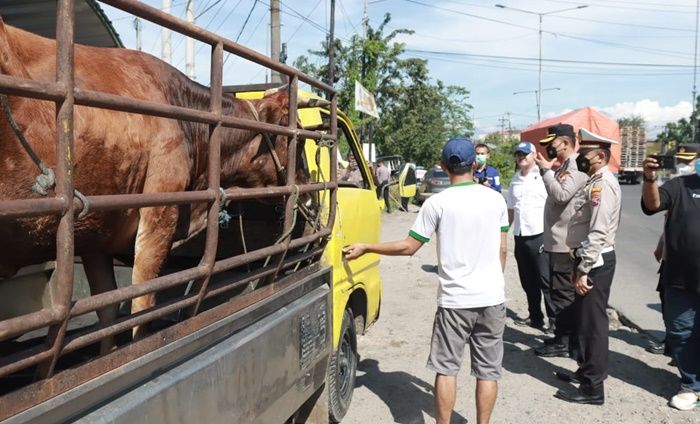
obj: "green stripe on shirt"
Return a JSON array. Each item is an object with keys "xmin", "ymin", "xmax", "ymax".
[
  {"xmin": 501, "ymin": 226, "xmax": 510, "ymax": 232},
  {"xmin": 409, "ymin": 230, "xmax": 430, "ymax": 243}
]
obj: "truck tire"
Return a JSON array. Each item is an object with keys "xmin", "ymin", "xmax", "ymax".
[{"xmin": 328, "ymin": 308, "xmax": 357, "ymax": 423}]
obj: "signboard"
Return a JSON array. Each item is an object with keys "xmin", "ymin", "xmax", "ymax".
[{"xmin": 354, "ymin": 80, "xmax": 379, "ymax": 119}]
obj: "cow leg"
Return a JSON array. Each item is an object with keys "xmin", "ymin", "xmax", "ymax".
[
  {"xmin": 131, "ymin": 203, "xmax": 181, "ymax": 339},
  {"xmin": 82, "ymin": 253, "xmax": 118, "ymax": 354}
]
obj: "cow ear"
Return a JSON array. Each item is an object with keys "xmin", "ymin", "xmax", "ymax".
[{"xmin": 258, "ymin": 91, "xmax": 289, "ymax": 127}]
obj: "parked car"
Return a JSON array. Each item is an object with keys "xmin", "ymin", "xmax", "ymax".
[
  {"xmin": 416, "ymin": 166, "xmax": 427, "ymax": 182},
  {"xmin": 416, "ymin": 168, "xmax": 451, "ymax": 204}
]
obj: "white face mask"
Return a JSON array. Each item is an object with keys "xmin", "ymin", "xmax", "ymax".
[{"xmin": 677, "ymin": 163, "xmax": 693, "ymax": 175}]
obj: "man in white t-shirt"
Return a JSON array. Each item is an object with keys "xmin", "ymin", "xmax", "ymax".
[
  {"xmin": 505, "ymin": 141, "xmax": 554, "ymax": 331},
  {"xmin": 343, "ymin": 137, "xmax": 509, "ymax": 424}
]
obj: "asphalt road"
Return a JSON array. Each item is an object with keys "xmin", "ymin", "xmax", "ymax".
[{"xmin": 610, "ymin": 184, "xmax": 666, "ymax": 341}]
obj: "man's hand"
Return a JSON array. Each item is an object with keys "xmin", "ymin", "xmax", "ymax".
[
  {"xmin": 343, "ymin": 243, "xmax": 367, "ymax": 260},
  {"xmin": 643, "ymin": 156, "xmax": 659, "ymax": 181},
  {"xmin": 535, "ymin": 152, "xmax": 555, "ymax": 171},
  {"xmin": 575, "ymin": 274, "xmax": 593, "ymax": 296},
  {"xmin": 482, "ymin": 180, "xmax": 491, "ymax": 187}
]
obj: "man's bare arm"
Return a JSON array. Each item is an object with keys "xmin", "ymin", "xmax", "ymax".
[
  {"xmin": 641, "ymin": 156, "xmax": 662, "ymax": 212},
  {"xmin": 508, "ymin": 209, "xmax": 514, "ymax": 226},
  {"xmin": 343, "ymin": 236, "xmax": 424, "ymax": 260},
  {"xmin": 500, "ymin": 231, "xmax": 507, "ymax": 271}
]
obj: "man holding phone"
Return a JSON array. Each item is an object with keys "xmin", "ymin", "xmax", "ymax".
[
  {"xmin": 642, "ymin": 143, "xmax": 700, "ymax": 411},
  {"xmin": 554, "ymin": 129, "xmax": 621, "ymax": 405}
]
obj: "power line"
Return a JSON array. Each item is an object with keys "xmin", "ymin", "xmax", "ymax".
[
  {"xmin": 286, "ymin": 0, "xmax": 325, "ymax": 43},
  {"xmin": 541, "ymin": 0, "xmax": 694, "ymax": 14},
  {"xmin": 235, "ymin": 0, "xmax": 260, "ymax": 42},
  {"xmin": 401, "ymin": 0, "xmax": 695, "ymax": 59},
  {"xmin": 405, "ymin": 49, "xmax": 694, "ymax": 69}
]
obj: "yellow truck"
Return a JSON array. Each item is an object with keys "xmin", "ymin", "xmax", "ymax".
[
  {"xmin": 0, "ymin": 3, "xmax": 381, "ymax": 423},
  {"xmin": 236, "ymin": 88, "xmax": 384, "ymax": 421}
]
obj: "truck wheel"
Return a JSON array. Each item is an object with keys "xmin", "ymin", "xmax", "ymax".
[{"xmin": 328, "ymin": 308, "xmax": 357, "ymax": 423}]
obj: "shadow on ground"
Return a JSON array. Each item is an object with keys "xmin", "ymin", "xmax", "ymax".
[
  {"xmin": 503, "ymin": 307, "xmax": 679, "ymax": 400},
  {"xmin": 355, "ymin": 359, "xmax": 468, "ymax": 424}
]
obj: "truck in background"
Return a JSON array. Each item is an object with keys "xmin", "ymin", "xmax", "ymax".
[
  {"xmin": 0, "ymin": 2, "xmax": 381, "ymax": 423},
  {"xmin": 618, "ymin": 126, "xmax": 646, "ymax": 184}
]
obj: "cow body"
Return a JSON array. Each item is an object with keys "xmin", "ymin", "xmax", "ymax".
[{"xmin": 0, "ymin": 21, "xmax": 298, "ymax": 338}]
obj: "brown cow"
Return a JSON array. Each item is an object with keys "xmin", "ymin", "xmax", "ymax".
[{"xmin": 0, "ymin": 20, "xmax": 307, "ymax": 342}]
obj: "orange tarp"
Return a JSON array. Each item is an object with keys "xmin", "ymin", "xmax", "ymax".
[{"xmin": 519, "ymin": 107, "xmax": 621, "ymax": 173}]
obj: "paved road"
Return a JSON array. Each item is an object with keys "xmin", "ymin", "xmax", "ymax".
[{"xmin": 610, "ymin": 184, "xmax": 665, "ymax": 340}]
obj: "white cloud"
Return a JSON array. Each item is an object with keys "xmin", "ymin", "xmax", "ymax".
[{"xmin": 599, "ymin": 99, "xmax": 692, "ymax": 128}]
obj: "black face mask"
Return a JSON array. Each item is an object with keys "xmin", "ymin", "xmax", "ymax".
[
  {"xmin": 576, "ymin": 155, "xmax": 591, "ymax": 174},
  {"xmin": 546, "ymin": 143, "xmax": 559, "ymax": 159}
]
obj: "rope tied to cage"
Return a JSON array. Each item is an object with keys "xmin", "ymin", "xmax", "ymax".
[{"xmin": 1, "ymin": 93, "xmax": 90, "ymax": 219}]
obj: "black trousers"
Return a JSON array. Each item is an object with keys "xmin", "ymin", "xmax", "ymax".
[
  {"xmin": 549, "ymin": 252, "xmax": 576, "ymax": 343},
  {"xmin": 514, "ymin": 233, "xmax": 553, "ymax": 323},
  {"xmin": 575, "ymin": 251, "xmax": 616, "ymax": 388},
  {"xmin": 378, "ymin": 181, "xmax": 391, "ymax": 212}
]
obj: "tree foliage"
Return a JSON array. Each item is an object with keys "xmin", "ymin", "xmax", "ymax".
[
  {"xmin": 294, "ymin": 14, "xmax": 473, "ymax": 166},
  {"xmin": 616, "ymin": 115, "xmax": 646, "ymax": 129},
  {"xmin": 656, "ymin": 96, "xmax": 700, "ymax": 151}
]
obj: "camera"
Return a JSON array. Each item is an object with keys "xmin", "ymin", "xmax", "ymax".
[
  {"xmin": 478, "ymin": 176, "xmax": 488, "ymax": 185},
  {"xmin": 650, "ymin": 154, "xmax": 675, "ymax": 170}
]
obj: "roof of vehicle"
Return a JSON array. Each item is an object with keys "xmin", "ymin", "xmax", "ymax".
[{"xmin": 0, "ymin": 0, "xmax": 123, "ymax": 47}]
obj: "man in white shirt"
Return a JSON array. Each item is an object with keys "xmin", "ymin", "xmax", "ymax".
[
  {"xmin": 343, "ymin": 137, "xmax": 509, "ymax": 424},
  {"xmin": 505, "ymin": 142, "xmax": 553, "ymax": 331}
]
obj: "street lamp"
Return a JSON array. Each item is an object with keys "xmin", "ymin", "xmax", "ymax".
[
  {"xmin": 514, "ymin": 88, "xmax": 561, "ymax": 118},
  {"xmin": 495, "ymin": 3, "xmax": 588, "ymax": 121}
]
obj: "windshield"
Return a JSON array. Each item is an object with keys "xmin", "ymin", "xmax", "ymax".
[{"xmin": 432, "ymin": 170, "xmax": 448, "ymax": 178}]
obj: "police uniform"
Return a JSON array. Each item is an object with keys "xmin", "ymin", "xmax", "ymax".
[
  {"xmin": 555, "ymin": 128, "xmax": 622, "ymax": 405},
  {"xmin": 535, "ymin": 124, "xmax": 588, "ymax": 358}
]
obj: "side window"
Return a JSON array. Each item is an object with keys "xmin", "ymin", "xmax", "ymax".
[{"xmin": 336, "ymin": 122, "xmax": 370, "ymax": 190}]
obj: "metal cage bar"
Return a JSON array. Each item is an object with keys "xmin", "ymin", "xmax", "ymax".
[{"xmin": 0, "ymin": 0, "xmax": 339, "ymax": 413}]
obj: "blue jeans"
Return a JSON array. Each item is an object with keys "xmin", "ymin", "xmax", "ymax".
[{"xmin": 664, "ymin": 287, "xmax": 700, "ymax": 392}]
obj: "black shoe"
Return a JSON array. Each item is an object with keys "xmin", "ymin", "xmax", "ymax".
[
  {"xmin": 535, "ymin": 343, "xmax": 570, "ymax": 358},
  {"xmin": 645, "ymin": 342, "xmax": 665, "ymax": 355},
  {"xmin": 555, "ymin": 371, "xmax": 581, "ymax": 384},
  {"xmin": 555, "ymin": 385, "xmax": 604, "ymax": 405},
  {"xmin": 514, "ymin": 317, "xmax": 545, "ymax": 329}
]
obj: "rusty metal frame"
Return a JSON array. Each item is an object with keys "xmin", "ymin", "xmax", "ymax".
[{"xmin": 0, "ymin": 0, "xmax": 338, "ymax": 417}]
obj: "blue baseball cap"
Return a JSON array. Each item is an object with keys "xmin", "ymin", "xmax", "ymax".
[
  {"xmin": 514, "ymin": 141, "xmax": 536, "ymax": 155},
  {"xmin": 442, "ymin": 137, "xmax": 476, "ymax": 168}
]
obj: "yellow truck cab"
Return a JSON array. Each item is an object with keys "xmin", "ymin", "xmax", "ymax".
[{"xmin": 235, "ymin": 88, "xmax": 383, "ymax": 422}]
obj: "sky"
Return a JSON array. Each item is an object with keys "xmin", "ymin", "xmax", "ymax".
[{"xmin": 101, "ymin": 0, "xmax": 700, "ymax": 138}]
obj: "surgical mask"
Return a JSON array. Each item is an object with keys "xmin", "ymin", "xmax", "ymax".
[
  {"xmin": 476, "ymin": 154, "xmax": 487, "ymax": 166},
  {"xmin": 676, "ymin": 163, "xmax": 693, "ymax": 176},
  {"xmin": 695, "ymin": 160, "xmax": 700, "ymax": 175},
  {"xmin": 575, "ymin": 154, "xmax": 591, "ymax": 174}
]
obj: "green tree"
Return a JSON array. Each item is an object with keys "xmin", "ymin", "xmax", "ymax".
[
  {"xmin": 656, "ymin": 96, "xmax": 700, "ymax": 151},
  {"xmin": 482, "ymin": 133, "xmax": 519, "ymax": 188},
  {"xmin": 294, "ymin": 14, "xmax": 473, "ymax": 166},
  {"xmin": 617, "ymin": 115, "xmax": 646, "ymax": 129}
]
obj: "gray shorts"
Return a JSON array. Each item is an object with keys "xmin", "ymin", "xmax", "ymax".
[{"xmin": 427, "ymin": 303, "xmax": 506, "ymax": 380}]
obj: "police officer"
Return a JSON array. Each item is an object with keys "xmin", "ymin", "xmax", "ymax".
[
  {"xmin": 534, "ymin": 124, "xmax": 588, "ymax": 357},
  {"xmin": 554, "ymin": 128, "xmax": 622, "ymax": 405}
]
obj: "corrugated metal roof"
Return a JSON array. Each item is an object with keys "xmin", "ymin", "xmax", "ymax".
[{"xmin": 0, "ymin": 0, "xmax": 123, "ymax": 48}]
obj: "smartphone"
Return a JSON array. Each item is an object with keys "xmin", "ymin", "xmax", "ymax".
[{"xmin": 650, "ymin": 154, "xmax": 675, "ymax": 170}]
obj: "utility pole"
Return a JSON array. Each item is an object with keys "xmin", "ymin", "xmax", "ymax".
[
  {"xmin": 270, "ymin": 0, "xmax": 282, "ymax": 84},
  {"xmin": 186, "ymin": 0, "xmax": 195, "ymax": 80},
  {"xmin": 328, "ymin": 0, "xmax": 336, "ymax": 85},
  {"xmin": 495, "ymin": 4, "xmax": 587, "ymax": 121},
  {"xmin": 133, "ymin": 18, "xmax": 142, "ymax": 51},
  {"xmin": 693, "ymin": 0, "xmax": 699, "ymax": 142},
  {"xmin": 363, "ymin": 0, "xmax": 369, "ymax": 36},
  {"xmin": 161, "ymin": 0, "xmax": 172, "ymax": 63}
]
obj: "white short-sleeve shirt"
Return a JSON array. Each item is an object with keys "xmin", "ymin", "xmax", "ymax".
[
  {"xmin": 505, "ymin": 167, "xmax": 548, "ymax": 236},
  {"xmin": 410, "ymin": 182, "xmax": 509, "ymax": 309}
]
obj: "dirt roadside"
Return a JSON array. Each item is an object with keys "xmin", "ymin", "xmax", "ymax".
[{"xmin": 342, "ymin": 206, "xmax": 698, "ymax": 424}]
